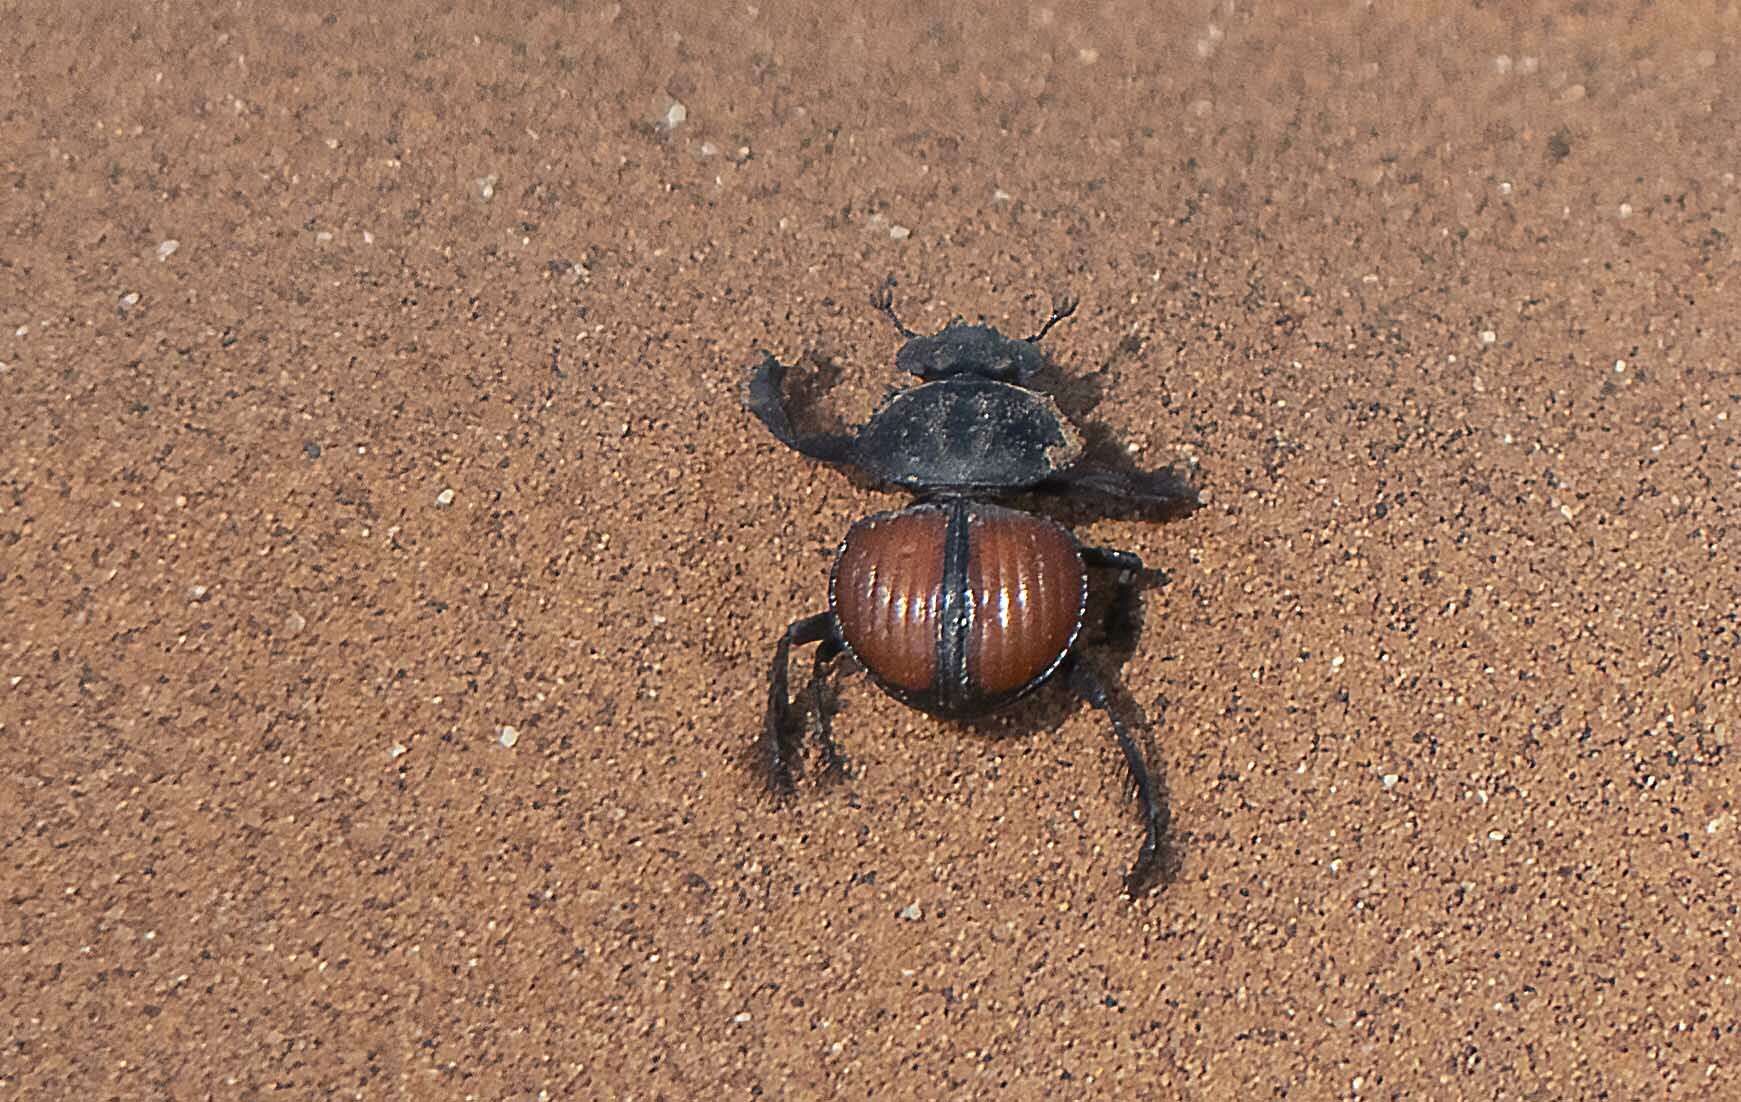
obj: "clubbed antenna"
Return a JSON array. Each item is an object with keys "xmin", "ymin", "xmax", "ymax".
[
  {"xmin": 1025, "ymin": 294, "xmax": 1079, "ymax": 343},
  {"xmin": 871, "ymin": 276, "xmax": 918, "ymax": 339}
]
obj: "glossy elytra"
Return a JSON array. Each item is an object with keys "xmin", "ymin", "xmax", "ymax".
[{"xmin": 746, "ymin": 280, "xmax": 1201, "ymax": 894}]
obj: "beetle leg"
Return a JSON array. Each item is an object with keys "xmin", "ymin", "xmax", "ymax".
[
  {"xmin": 744, "ymin": 354, "xmax": 859, "ymax": 466},
  {"xmin": 1082, "ymin": 546, "xmax": 1143, "ymax": 573},
  {"xmin": 1041, "ymin": 461, "xmax": 1200, "ymax": 517},
  {"xmin": 762, "ymin": 612, "xmax": 835, "ymax": 795},
  {"xmin": 1082, "ymin": 545, "xmax": 1153, "ymax": 645},
  {"xmin": 1066, "ymin": 657, "xmax": 1170, "ymax": 896},
  {"xmin": 805, "ymin": 634, "xmax": 852, "ymax": 781}
]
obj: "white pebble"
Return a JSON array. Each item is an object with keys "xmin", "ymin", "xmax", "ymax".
[
  {"xmin": 435, "ymin": 488, "xmax": 455, "ymax": 507},
  {"xmin": 156, "ymin": 240, "xmax": 179, "ymax": 261},
  {"xmin": 498, "ymin": 725, "xmax": 519, "ymax": 748}
]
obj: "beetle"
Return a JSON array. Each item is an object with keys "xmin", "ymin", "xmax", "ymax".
[{"xmin": 745, "ymin": 280, "xmax": 1201, "ymax": 893}]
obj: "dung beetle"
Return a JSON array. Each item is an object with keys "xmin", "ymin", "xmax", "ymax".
[{"xmin": 746, "ymin": 280, "xmax": 1201, "ymax": 893}]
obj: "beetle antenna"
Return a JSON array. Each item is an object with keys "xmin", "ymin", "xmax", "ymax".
[
  {"xmin": 871, "ymin": 276, "xmax": 919, "ymax": 339},
  {"xmin": 1026, "ymin": 294, "xmax": 1079, "ymax": 343}
]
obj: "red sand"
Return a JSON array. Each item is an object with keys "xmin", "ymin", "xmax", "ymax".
[{"xmin": 4, "ymin": 4, "xmax": 1736, "ymax": 1097}]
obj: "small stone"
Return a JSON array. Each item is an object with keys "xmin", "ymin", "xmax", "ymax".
[
  {"xmin": 898, "ymin": 903, "xmax": 923, "ymax": 921},
  {"xmin": 388, "ymin": 742, "xmax": 408, "ymax": 759},
  {"xmin": 498, "ymin": 725, "xmax": 519, "ymax": 749},
  {"xmin": 156, "ymin": 240, "xmax": 179, "ymax": 261},
  {"xmin": 435, "ymin": 488, "xmax": 455, "ymax": 507}
]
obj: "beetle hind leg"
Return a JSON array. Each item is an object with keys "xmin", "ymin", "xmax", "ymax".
[
  {"xmin": 1065, "ymin": 657, "xmax": 1171, "ymax": 896},
  {"xmin": 760, "ymin": 612, "xmax": 837, "ymax": 795},
  {"xmin": 1082, "ymin": 545, "xmax": 1167, "ymax": 645},
  {"xmin": 805, "ymin": 634, "xmax": 852, "ymax": 782}
]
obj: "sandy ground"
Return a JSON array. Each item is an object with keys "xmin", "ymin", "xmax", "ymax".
[{"xmin": 4, "ymin": 2, "xmax": 1737, "ymax": 1098}]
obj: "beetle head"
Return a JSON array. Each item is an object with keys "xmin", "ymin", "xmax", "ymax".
[
  {"xmin": 894, "ymin": 323, "xmax": 1048, "ymax": 382},
  {"xmin": 873, "ymin": 282, "xmax": 1078, "ymax": 383}
]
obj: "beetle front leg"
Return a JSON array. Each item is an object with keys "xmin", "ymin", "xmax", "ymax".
[
  {"xmin": 1042, "ymin": 462, "xmax": 1200, "ymax": 518},
  {"xmin": 744, "ymin": 355, "xmax": 859, "ymax": 467},
  {"xmin": 761, "ymin": 612, "xmax": 836, "ymax": 795}
]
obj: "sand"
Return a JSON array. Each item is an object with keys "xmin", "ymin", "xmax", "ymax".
[{"xmin": 4, "ymin": 3, "xmax": 1736, "ymax": 1098}]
